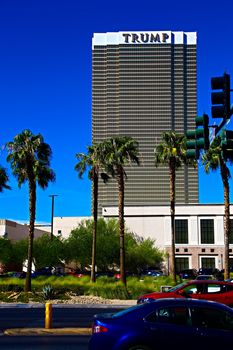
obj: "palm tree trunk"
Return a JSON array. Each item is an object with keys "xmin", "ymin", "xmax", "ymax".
[
  {"xmin": 25, "ymin": 179, "xmax": 36, "ymax": 293},
  {"xmin": 220, "ymin": 159, "xmax": 230, "ymax": 280},
  {"xmin": 91, "ymin": 170, "xmax": 98, "ymax": 283},
  {"xmin": 169, "ymin": 161, "xmax": 177, "ymax": 283},
  {"xmin": 118, "ymin": 167, "xmax": 126, "ymax": 286}
]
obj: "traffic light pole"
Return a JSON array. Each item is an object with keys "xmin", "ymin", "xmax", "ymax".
[
  {"xmin": 49, "ymin": 194, "xmax": 58, "ymax": 240},
  {"xmin": 214, "ymin": 117, "xmax": 229, "ymax": 136},
  {"xmin": 185, "ymin": 73, "xmax": 232, "ymax": 158},
  {"xmin": 214, "ymin": 105, "xmax": 233, "ymax": 136}
]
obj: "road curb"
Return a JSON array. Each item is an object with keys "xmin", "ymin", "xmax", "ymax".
[
  {"xmin": 0, "ymin": 302, "xmax": 136, "ymax": 308},
  {"xmin": 4, "ymin": 327, "xmax": 92, "ymax": 336}
]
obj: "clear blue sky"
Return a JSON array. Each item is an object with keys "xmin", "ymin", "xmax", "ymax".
[{"xmin": 0, "ymin": 0, "xmax": 232, "ymax": 223}]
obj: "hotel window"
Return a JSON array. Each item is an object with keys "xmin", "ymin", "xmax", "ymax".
[
  {"xmin": 175, "ymin": 220, "xmax": 188, "ymax": 244},
  {"xmin": 200, "ymin": 219, "xmax": 214, "ymax": 244}
]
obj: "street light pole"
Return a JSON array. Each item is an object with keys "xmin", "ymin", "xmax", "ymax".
[{"xmin": 49, "ymin": 195, "xmax": 58, "ymax": 240}]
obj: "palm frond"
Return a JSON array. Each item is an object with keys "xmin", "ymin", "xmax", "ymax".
[
  {"xmin": 0, "ymin": 166, "xmax": 11, "ymax": 192},
  {"xmin": 101, "ymin": 136, "xmax": 140, "ymax": 178},
  {"xmin": 154, "ymin": 131, "xmax": 190, "ymax": 170},
  {"xmin": 6, "ymin": 129, "xmax": 55, "ymax": 190}
]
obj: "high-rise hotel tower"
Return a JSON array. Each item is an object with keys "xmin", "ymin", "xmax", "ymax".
[{"xmin": 92, "ymin": 31, "xmax": 198, "ymax": 211}]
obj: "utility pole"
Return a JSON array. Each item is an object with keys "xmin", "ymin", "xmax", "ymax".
[{"xmin": 49, "ymin": 195, "xmax": 58, "ymax": 240}]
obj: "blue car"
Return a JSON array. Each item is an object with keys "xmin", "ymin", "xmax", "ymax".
[{"xmin": 89, "ymin": 298, "xmax": 233, "ymax": 350}]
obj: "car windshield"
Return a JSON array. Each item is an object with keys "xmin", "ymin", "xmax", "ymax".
[{"xmin": 167, "ymin": 282, "xmax": 188, "ymax": 292}]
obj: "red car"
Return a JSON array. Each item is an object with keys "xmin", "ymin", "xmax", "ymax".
[{"xmin": 137, "ymin": 280, "xmax": 233, "ymax": 306}]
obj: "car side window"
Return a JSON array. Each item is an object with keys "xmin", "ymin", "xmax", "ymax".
[
  {"xmin": 183, "ymin": 284, "xmax": 207, "ymax": 294},
  {"xmin": 207, "ymin": 284, "xmax": 221, "ymax": 293},
  {"xmin": 182, "ymin": 284, "xmax": 197, "ymax": 294},
  {"xmin": 146, "ymin": 306, "xmax": 190, "ymax": 326},
  {"xmin": 223, "ymin": 284, "xmax": 233, "ymax": 292},
  {"xmin": 191, "ymin": 307, "xmax": 233, "ymax": 330}
]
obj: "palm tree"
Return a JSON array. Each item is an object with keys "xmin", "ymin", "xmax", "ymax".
[
  {"xmin": 202, "ymin": 136, "xmax": 232, "ymax": 280},
  {"xmin": 102, "ymin": 136, "xmax": 140, "ymax": 286},
  {"xmin": 6, "ymin": 129, "xmax": 55, "ymax": 292},
  {"xmin": 75, "ymin": 143, "xmax": 109, "ymax": 283},
  {"xmin": 154, "ymin": 131, "xmax": 195, "ymax": 283},
  {"xmin": 0, "ymin": 166, "xmax": 10, "ymax": 192}
]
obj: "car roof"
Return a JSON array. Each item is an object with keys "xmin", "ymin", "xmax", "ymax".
[
  {"xmin": 187, "ymin": 279, "xmax": 230, "ymax": 285},
  {"xmin": 99, "ymin": 298, "xmax": 233, "ymax": 322},
  {"xmin": 143, "ymin": 298, "xmax": 232, "ymax": 309}
]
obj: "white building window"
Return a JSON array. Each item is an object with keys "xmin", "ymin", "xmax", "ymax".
[
  {"xmin": 199, "ymin": 256, "xmax": 217, "ymax": 269},
  {"xmin": 175, "ymin": 256, "xmax": 190, "ymax": 272},
  {"xmin": 175, "ymin": 219, "xmax": 188, "ymax": 244},
  {"xmin": 200, "ymin": 219, "xmax": 214, "ymax": 244}
]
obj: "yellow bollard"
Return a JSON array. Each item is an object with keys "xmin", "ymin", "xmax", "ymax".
[{"xmin": 45, "ymin": 303, "xmax": 52, "ymax": 329}]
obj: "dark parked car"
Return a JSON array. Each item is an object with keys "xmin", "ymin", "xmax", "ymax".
[
  {"xmin": 114, "ymin": 272, "xmax": 137, "ymax": 280},
  {"xmin": 67, "ymin": 270, "xmax": 90, "ymax": 278},
  {"xmin": 0, "ymin": 271, "xmax": 26, "ymax": 278},
  {"xmin": 196, "ymin": 274, "xmax": 215, "ymax": 280},
  {"xmin": 141, "ymin": 269, "xmax": 164, "ymax": 277},
  {"xmin": 95, "ymin": 271, "xmax": 114, "ymax": 278},
  {"xmin": 198, "ymin": 267, "xmax": 219, "ymax": 275},
  {"xmin": 198, "ymin": 268, "xmax": 224, "ymax": 280},
  {"xmin": 89, "ymin": 298, "xmax": 233, "ymax": 350},
  {"xmin": 179, "ymin": 268, "xmax": 198, "ymax": 279},
  {"xmin": 11, "ymin": 271, "xmax": 26, "ymax": 278},
  {"xmin": 137, "ymin": 280, "xmax": 233, "ymax": 306},
  {"xmin": 31, "ymin": 267, "xmax": 52, "ymax": 278}
]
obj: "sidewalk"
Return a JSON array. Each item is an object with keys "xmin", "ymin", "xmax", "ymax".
[
  {"xmin": 4, "ymin": 327, "xmax": 92, "ymax": 336},
  {"xmin": 0, "ymin": 299, "xmax": 137, "ymax": 308}
]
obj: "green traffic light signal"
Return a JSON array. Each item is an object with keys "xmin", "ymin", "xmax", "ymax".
[
  {"xmin": 221, "ymin": 129, "xmax": 233, "ymax": 160},
  {"xmin": 186, "ymin": 130, "xmax": 196, "ymax": 138},
  {"xmin": 195, "ymin": 114, "xmax": 209, "ymax": 150},
  {"xmin": 186, "ymin": 149, "xmax": 199, "ymax": 159},
  {"xmin": 186, "ymin": 129, "xmax": 199, "ymax": 159}
]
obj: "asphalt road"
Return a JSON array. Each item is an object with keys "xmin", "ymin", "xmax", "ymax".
[
  {"xmin": 0, "ymin": 334, "xmax": 90, "ymax": 349},
  {"xmin": 0, "ymin": 304, "xmax": 123, "ymax": 330},
  {"xmin": 0, "ymin": 304, "xmax": 127, "ymax": 349}
]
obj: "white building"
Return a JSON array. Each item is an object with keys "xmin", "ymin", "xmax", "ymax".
[
  {"xmin": 51, "ymin": 204, "xmax": 233, "ymax": 272},
  {"xmin": 2, "ymin": 204, "xmax": 232, "ymax": 273},
  {"xmin": 45, "ymin": 216, "xmax": 90, "ymax": 239},
  {"xmin": 0, "ymin": 219, "xmax": 49, "ymax": 273},
  {"xmin": 0, "ymin": 219, "xmax": 48, "ymax": 241}
]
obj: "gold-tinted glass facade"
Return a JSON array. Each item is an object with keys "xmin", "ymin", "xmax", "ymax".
[{"xmin": 92, "ymin": 34, "xmax": 198, "ymax": 211}]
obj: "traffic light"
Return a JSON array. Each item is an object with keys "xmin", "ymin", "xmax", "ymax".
[
  {"xmin": 221, "ymin": 129, "xmax": 233, "ymax": 160},
  {"xmin": 186, "ymin": 130, "xmax": 199, "ymax": 159},
  {"xmin": 195, "ymin": 114, "xmax": 209, "ymax": 150},
  {"xmin": 211, "ymin": 73, "xmax": 230, "ymax": 119}
]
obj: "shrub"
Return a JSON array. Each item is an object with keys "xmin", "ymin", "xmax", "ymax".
[
  {"xmin": 0, "ymin": 281, "xmax": 23, "ymax": 293},
  {"xmin": 16, "ymin": 292, "xmax": 30, "ymax": 303},
  {"xmin": 0, "ymin": 292, "xmax": 10, "ymax": 302},
  {"xmin": 0, "ymin": 274, "xmax": 177, "ymax": 301},
  {"xmin": 88, "ymin": 282, "xmax": 129, "ymax": 300},
  {"xmin": 42, "ymin": 284, "xmax": 56, "ymax": 300}
]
